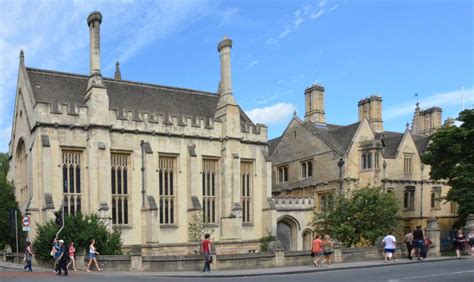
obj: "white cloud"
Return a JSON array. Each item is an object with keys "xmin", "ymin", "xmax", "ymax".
[
  {"xmin": 267, "ymin": 0, "xmax": 336, "ymax": 45},
  {"xmin": 246, "ymin": 103, "xmax": 296, "ymax": 125},
  {"xmin": 310, "ymin": 10, "xmax": 324, "ymax": 20},
  {"xmin": 385, "ymin": 88, "xmax": 474, "ymax": 120},
  {"xmin": 247, "ymin": 60, "xmax": 260, "ymax": 68}
]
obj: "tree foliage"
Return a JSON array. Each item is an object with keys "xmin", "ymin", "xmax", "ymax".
[
  {"xmin": 422, "ymin": 109, "xmax": 474, "ymax": 226},
  {"xmin": 0, "ymin": 153, "xmax": 25, "ymax": 252},
  {"xmin": 187, "ymin": 213, "xmax": 215, "ymax": 242},
  {"xmin": 312, "ymin": 187, "xmax": 399, "ymax": 247},
  {"xmin": 33, "ymin": 213, "xmax": 122, "ymax": 260}
]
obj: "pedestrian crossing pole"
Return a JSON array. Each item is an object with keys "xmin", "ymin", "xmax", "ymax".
[{"xmin": 14, "ymin": 210, "xmax": 19, "ymax": 262}]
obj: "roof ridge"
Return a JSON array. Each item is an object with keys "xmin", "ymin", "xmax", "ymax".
[{"xmin": 26, "ymin": 67, "xmax": 217, "ymax": 97}]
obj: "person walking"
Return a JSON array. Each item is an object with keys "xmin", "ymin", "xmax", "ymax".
[
  {"xmin": 382, "ymin": 231, "xmax": 397, "ymax": 262},
  {"xmin": 67, "ymin": 242, "xmax": 77, "ymax": 271},
  {"xmin": 202, "ymin": 233, "xmax": 212, "ymax": 273},
  {"xmin": 468, "ymin": 229, "xmax": 474, "ymax": 256},
  {"xmin": 321, "ymin": 235, "xmax": 334, "ymax": 267},
  {"xmin": 56, "ymin": 240, "xmax": 68, "ymax": 276},
  {"xmin": 51, "ymin": 238, "xmax": 60, "ymax": 273},
  {"xmin": 454, "ymin": 229, "xmax": 467, "ymax": 258},
  {"xmin": 86, "ymin": 239, "xmax": 102, "ymax": 272},
  {"xmin": 411, "ymin": 225, "xmax": 425, "ymax": 260},
  {"xmin": 404, "ymin": 230, "xmax": 413, "ymax": 260},
  {"xmin": 311, "ymin": 234, "xmax": 323, "ymax": 267},
  {"xmin": 23, "ymin": 242, "xmax": 34, "ymax": 272}
]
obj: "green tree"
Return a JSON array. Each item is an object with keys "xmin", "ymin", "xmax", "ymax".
[
  {"xmin": 0, "ymin": 153, "xmax": 25, "ymax": 252},
  {"xmin": 33, "ymin": 213, "xmax": 122, "ymax": 259},
  {"xmin": 312, "ymin": 187, "xmax": 399, "ymax": 247},
  {"xmin": 187, "ymin": 213, "xmax": 215, "ymax": 242},
  {"xmin": 422, "ymin": 109, "xmax": 474, "ymax": 226}
]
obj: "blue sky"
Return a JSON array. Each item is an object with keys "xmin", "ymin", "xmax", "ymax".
[{"xmin": 0, "ymin": 0, "xmax": 472, "ymax": 152}]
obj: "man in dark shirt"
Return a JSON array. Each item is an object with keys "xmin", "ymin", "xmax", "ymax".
[{"xmin": 411, "ymin": 225, "xmax": 425, "ymax": 260}]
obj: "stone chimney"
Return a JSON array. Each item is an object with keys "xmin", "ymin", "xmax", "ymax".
[
  {"xmin": 216, "ymin": 36, "xmax": 237, "ymax": 111},
  {"xmin": 87, "ymin": 11, "xmax": 104, "ymax": 88},
  {"xmin": 304, "ymin": 84, "xmax": 326, "ymax": 124},
  {"xmin": 358, "ymin": 95, "xmax": 383, "ymax": 133},
  {"xmin": 444, "ymin": 117, "xmax": 455, "ymax": 127},
  {"xmin": 411, "ymin": 106, "xmax": 442, "ymax": 136},
  {"xmin": 114, "ymin": 61, "xmax": 122, "ymax": 80}
]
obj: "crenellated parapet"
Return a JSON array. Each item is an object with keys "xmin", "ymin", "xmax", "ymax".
[{"xmin": 272, "ymin": 196, "xmax": 315, "ymax": 211}]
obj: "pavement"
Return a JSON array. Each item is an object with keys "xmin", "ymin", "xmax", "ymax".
[{"xmin": 0, "ymin": 255, "xmax": 470, "ymax": 278}]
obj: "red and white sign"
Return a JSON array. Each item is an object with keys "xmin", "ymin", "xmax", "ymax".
[{"xmin": 22, "ymin": 216, "xmax": 30, "ymax": 227}]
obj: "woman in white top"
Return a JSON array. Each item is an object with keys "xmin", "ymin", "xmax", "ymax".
[{"xmin": 86, "ymin": 239, "xmax": 102, "ymax": 272}]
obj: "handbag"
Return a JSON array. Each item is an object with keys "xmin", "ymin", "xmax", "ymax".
[{"xmin": 209, "ymin": 255, "xmax": 213, "ymax": 264}]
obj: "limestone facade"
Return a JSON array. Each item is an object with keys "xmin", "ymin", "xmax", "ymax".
[
  {"xmin": 7, "ymin": 11, "xmax": 275, "ymax": 255},
  {"xmin": 269, "ymin": 85, "xmax": 457, "ymax": 250}
]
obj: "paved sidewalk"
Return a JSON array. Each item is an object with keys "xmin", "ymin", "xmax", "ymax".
[{"xmin": 1, "ymin": 256, "xmax": 467, "ymax": 278}]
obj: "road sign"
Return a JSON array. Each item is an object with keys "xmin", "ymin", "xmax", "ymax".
[
  {"xmin": 22, "ymin": 226, "xmax": 31, "ymax": 232},
  {"xmin": 22, "ymin": 216, "xmax": 30, "ymax": 227}
]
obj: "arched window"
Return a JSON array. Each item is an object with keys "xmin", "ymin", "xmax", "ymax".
[{"xmin": 367, "ymin": 152, "xmax": 372, "ymax": 169}]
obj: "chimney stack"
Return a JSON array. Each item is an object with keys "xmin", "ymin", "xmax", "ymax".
[
  {"xmin": 216, "ymin": 36, "xmax": 237, "ymax": 109},
  {"xmin": 358, "ymin": 95, "xmax": 383, "ymax": 133},
  {"xmin": 304, "ymin": 84, "xmax": 326, "ymax": 124},
  {"xmin": 87, "ymin": 11, "xmax": 103, "ymax": 87}
]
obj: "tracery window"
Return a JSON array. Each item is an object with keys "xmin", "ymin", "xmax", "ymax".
[
  {"xmin": 62, "ymin": 151, "xmax": 82, "ymax": 215},
  {"xmin": 301, "ymin": 160, "xmax": 313, "ymax": 179},
  {"xmin": 202, "ymin": 159, "xmax": 218, "ymax": 224},
  {"xmin": 159, "ymin": 156, "xmax": 176, "ymax": 224},
  {"xmin": 241, "ymin": 162, "xmax": 253, "ymax": 224},
  {"xmin": 278, "ymin": 166, "xmax": 289, "ymax": 183},
  {"xmin": 111, "ymin": 154, "xmax": 129, "ymax": 225}
]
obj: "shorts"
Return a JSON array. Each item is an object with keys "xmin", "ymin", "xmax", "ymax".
[
  {"xmin": 323, "ymin": 251, "xmax": 333, "ymax": 256},
  {"xmin": 384, "ymin": 248, "xmax": 395, "ymax": 253},
  {"xmin": 89, "ymin": 253, "xmax": 96, "ymax": 259},
  {"xmin": 412, "ymin": 240, "xmax": 424, "ymax": 249},
  {"xmin": 69, "ymin": 256, "xmax": 74, "ymax": 259},
  {"xmin": 311, "ymin": 252, "xmax": 322, "ymax": 257}
]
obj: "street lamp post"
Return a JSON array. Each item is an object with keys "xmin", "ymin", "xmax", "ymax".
[
  {"xmin": 337, "ymin": 158, "xmax": 345, "ymax": 196},
  {"xmin": 420, "ymin": 163, "xmax": 424, "ymax": 225}
]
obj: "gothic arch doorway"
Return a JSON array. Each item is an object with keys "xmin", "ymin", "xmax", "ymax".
[{"xmin": 277, "ymin": 215, "xmax": 300, "ymax": 250}]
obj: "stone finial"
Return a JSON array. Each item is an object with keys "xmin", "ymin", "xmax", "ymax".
[
  {"xmin": 19, "ymin": 49, "xmax": 24, "ymax": 65},
  {"xmin": 87, "ymin": 11, "xmax": 103, "ymax": 26},
  {"xmin": 406, "ymin": 122, "xmax": 410, "ymax": 130},
  {"xmin": 114, "ymin": 61, "xmax": 122, "ymax": 80}
]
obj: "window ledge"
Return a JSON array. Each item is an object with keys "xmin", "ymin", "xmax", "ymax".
[
  {"xmin": 204, "ymin": 223, "xmax": 219, "ymax": 228},
  {"xmin": 242, "ymin": 223, "xmax": 254, "ymax": 227},
  {"xmin": 403, "ymin": 208, "xmax": 415, "ymax": 211},
  {"xmin": 160, "ymin": 224, "xmax": 179, "ymax": 229},
  {"xmin": 114, "ymin": 224, "xmax": 133, "ymax": 229},
  {"xmin": 430, "ymin": 208, "xmax": 441, "ymax": 211}
]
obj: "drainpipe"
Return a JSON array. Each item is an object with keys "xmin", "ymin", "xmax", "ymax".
[
  {"xmin": 140, "ymin": 140, "xmax": 145, "ymax": 208},
  {"xmin": 337, "ymin": 158, "xmax": 345, "ymax": 196}
]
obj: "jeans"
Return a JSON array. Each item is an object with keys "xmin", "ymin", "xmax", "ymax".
[
  {"xmin": 203, "ymin": 252, "xmax": 211, "ymax": 272},
  {"xmin": 24, "ymin": 259, "xmax": 32, "ymax": 271}
]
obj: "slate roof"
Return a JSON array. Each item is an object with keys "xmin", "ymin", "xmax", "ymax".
[
  {"xmin": 412, "ymin": 134, "xmax": 430, "ymax": 156},
  {"xmin": 26, "ymin": 67, "xmax": 219, "ymax": 118},
  {"xmin": 270, "ymin": 118, "xmax": 430, "ymax": 160},
  {"xmin": 268, "ymin": 137, "xmax": 281, "ymax": 156}
]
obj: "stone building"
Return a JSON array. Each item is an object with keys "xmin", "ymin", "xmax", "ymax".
[
  {"xmin": 7, "ymin": 11, "xmax": 275, "ymax": 255},
  {"xmin": 269, "ymin": 84, "xmax": 457, "ymax": 250}
]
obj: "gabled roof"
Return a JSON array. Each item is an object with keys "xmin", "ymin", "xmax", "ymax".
[
  {"xmin": 26, "ymin": 67, "xmax": 219, "ymax": 118},
  {"xmin": 268, "ymin": 137, "xmax": 281, "ymax": 156}
]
